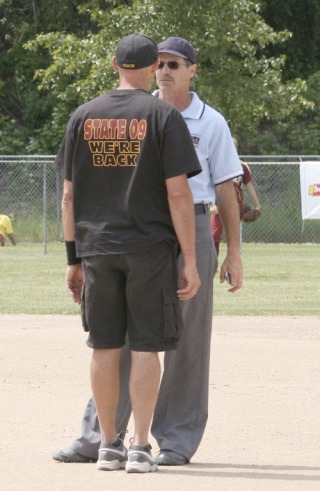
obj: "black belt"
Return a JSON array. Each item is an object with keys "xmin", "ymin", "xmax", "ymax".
[{"xmin": 194, "ymin": 203, "xmax": 210, "ymax": 215}]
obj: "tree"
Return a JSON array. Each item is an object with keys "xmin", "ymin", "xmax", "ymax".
[
  {"xmin": 249, "ymin": 0, "xmax": 320, "ymax": 155},
  {"xmin": 1, "ymin": 0, "xmax": 312, "ymax": 154},
  {"xmin": 0, "ymin": 0, "xmax": 107, "ymax": 153},
  {"xmin": 253, "ymin": 70, "xmax": 320, "ymax": 154},
  {"xmin": 260, "ymin": 0, "xmax": 320, "ymax": 79}
]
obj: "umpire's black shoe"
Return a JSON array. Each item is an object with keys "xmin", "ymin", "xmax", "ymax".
[
  {"xmin": 155, "ymin": 449, "xmax": 189, "ymax": 466},
  {"xmin": 53, "ymin": 447, "xmax": 97, "ymax": 463}
]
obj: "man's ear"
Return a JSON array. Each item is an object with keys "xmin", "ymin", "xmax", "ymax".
[
  {"xmin": 151, "ymin": 58, "xmax": 160, "ymax": 74},
  {"xmin": 189, "ymin": 63, "xmax": 198, "ymax": 80},
  {"xmin": 112, "ymin": 56, "xmax": 120, "ymax": 72}
]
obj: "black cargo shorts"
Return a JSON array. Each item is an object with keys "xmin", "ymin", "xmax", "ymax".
[{"xmin": 81, "ymin": 241, "xmax": 183, "ymax": 352}]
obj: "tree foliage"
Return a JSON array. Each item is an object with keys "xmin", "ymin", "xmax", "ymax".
[
  {"xmin": 260, "ymin": 0, "xmax": 320, "ymax": 79},
  {"xmin": 0, "ymin": 0, "xmax": 107, "ymax": 153},
  {"xmin": 253, "ymin": 0, "xmax": 320, "ymax": 154},
  {"xmin": 0, "ymin": 0, "xmax": 316, "ymax": 154}
]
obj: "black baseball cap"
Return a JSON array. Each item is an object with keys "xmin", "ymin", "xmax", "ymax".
[
  {"xmin": 116, "ymin": 33, "xmax": 158, "ymax": 69},
  {"xmin": 158, "ymin": 37, "xmax": 196, "ymax": 64}
]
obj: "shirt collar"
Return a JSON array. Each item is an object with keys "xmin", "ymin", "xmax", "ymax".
[{"xmin": 181, "ymin": 92, "xmax": 205, "ymax": 120}]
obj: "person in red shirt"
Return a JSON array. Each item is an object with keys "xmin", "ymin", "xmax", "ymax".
[{"xmin": 210, "ymin": 138, "xmax": 261, "ymax": 255}]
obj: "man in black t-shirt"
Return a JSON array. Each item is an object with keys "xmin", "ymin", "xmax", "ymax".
[{"xmin": 60, "ymin": 34, "xmax": 201, "ymax": 474}]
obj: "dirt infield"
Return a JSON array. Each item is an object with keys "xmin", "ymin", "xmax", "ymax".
[{"xmin": 1, "ymin": 314, "xmax": 320, "ymax": 490}]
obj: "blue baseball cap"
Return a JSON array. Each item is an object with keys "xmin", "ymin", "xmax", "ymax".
[{"xmin": 158, "ymin": 37, "xmax": 196, "ymax": 64}]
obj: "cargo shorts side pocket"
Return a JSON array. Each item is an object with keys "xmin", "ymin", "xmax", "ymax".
[
  {"xmin": 162, "ymin": 287, "xmax": 183, "ymax": 339},
  {"xmin": 81, "ymin": 285, "xmax": 89, "ymax": 332}
]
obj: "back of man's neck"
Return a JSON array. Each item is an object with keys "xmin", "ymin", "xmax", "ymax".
[{"xmin": 117, "ymin": 83, "xmax": 146, "ymax": 90}]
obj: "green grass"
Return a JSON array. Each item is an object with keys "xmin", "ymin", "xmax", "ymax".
[
  {"xmin": 1, "ymin": 242, "xmax": 79, "ymax": 315},
  {"xmin": 214, "ymin": 242, "xmax": 319, "ymax": 315},
  {"xmin": 1, "ymin": 242, "xmax": 319, "ymax": 315}
]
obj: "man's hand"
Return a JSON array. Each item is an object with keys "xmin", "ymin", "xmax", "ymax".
[
  {"xmin": 66, "ymin": 263, "xmax": 83, "ymax": 304},
  {"xmin": 177, "ymin": 264, "xmax": 201, "ymax": 300},
  {"xmin": 220, "ymin": 254, "xmax": 243, "ymax": 293},
  {"xmin": 215, "ymin": 180, "xmax": 243, "ymax": 293}
]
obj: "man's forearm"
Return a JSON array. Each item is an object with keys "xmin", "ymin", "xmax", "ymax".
[
  {"xmin": 165, "ymin": 175, "xmax": 201, "ymax": 299},
  {"xmin": 62, "ymin": 179, "xmax": 81, "ymax": 266},
  {"xmin": 62, "ymin": 179, "xmax": 75, "ymax": 241},
  {"xmin": 246, "ymin": 182, "xmax": 261, "ymax": 209},
  {"xmin": 216, "ymin": 181, "xmax": 241, "ymax": 253},
  {"xmin": 216, "ymin": 180, "xmax": 243, "ymax": 292}
]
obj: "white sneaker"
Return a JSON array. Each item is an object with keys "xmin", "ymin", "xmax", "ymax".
[
  {"xmin": 96, "ymin": 440, "xmax": 127, "ymax": 471},
  {"xmin": 126, "ymin": 443, "xmax": 158, "ymax": 473}
]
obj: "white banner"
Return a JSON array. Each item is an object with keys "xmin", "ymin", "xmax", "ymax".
[{"xmin": 300, "ymin": 161, "xmax": 320, "ymax": 219}]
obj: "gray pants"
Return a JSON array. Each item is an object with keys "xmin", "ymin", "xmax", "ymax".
[{"xmin": 70, "ymin": 212, "xmax": 217, "ymax": 460}]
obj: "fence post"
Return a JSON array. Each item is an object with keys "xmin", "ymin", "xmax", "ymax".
[
  {"xmin": 43, "ymin": 161, "xmax": 47, "ymax": 255},
  {"xmin": 56, "ymin": 173, "xmax": 61, "ymax": 241}
]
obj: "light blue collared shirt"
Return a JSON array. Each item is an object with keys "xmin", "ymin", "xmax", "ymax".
[{"xmin": 153, "ymin": 90, "xmax": 243, "ymax": 204}]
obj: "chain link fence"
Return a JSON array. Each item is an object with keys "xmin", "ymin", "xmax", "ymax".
[
  {"xmin": 1, "ymin": 155, "xmax": 319, "ymax": 252},
  {"xmin": 0, "ymin": 156, "xmax": 62, "ymax": 253},
  {"xmin": 240, "ymin": 155, "xmax": 320, "ymax": 244}
]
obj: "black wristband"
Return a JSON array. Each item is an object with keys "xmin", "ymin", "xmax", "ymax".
[{"xmin": 65, "ymin": 240, "xmax": 82, "ymax": 265}]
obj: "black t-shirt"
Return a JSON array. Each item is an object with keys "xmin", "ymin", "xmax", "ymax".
[{"xmin": 62, "ymin": 89, "xmax": 201, "ymax": 256}]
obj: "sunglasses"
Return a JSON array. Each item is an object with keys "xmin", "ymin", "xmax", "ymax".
[{"xmin": 157, "ymin": 61, "xmax": 189, "ymax": 70}]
